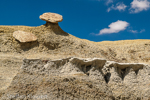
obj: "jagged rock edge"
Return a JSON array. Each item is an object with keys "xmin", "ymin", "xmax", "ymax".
[{"xmin": 1, "ymin": 57, "xmax": 150, "ymax": 100}]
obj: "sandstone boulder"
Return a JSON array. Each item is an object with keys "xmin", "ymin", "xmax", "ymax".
[
  {"xmin": 39, "ymin": 12, "xmax": 63, "ymax": 23},
  {"xmin": 13, "ymin": 30, "xmax": 37, "ymax": 42}
]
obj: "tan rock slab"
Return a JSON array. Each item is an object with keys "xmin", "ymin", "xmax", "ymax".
[
  {"xmin": 39, "ymin": 12, "xmax": 63, "ymax": 23},
  {"xmin": 13, "ymin": 30, "xmax": 37, "ymax": 42}
]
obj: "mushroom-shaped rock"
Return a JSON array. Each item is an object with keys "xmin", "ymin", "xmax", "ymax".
[
  {"xmin": 13, "ymin": 30, "xmax": 37, "ymax": 42},
  {"xmin": 39, "ymin": 12, "xmax": 63, "ymax": 23}
]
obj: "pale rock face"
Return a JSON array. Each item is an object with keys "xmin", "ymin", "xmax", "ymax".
[
  {"xmin": 1, "ymin": 57, "xmax": 150, "ymax": 100},
  {"xmin": 13, "ymin": 30, "xmax": 37, "ymax": 42},
  {"xmin": 39, "ymin": 12, "xmax": 63, "ymax": 23}
]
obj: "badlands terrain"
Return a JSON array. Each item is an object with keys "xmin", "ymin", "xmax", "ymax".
[{"xmin": 0, "ymin": 13, "xmax": 150, "ymax": 99}]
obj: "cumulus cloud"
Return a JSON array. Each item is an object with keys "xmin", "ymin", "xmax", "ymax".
[
  {"xmin": 130, "ymin": 0, "xmax": 150, "ymax": 13},
  {"xmin": 129, "ymin": 29, "xmax": 145, "ymax": 33},
  {"xmin": 97, "ymin": 20, "xmax": 129, "ymax": 35},
  {"xmin": 107, "ymin": 2, "xmax": 127, "ymax": 12}
]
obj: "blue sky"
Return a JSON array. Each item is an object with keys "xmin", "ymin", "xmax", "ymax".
[{"xmin": 0, "ymin": 0, "xmax": 150, "ymax": 42}]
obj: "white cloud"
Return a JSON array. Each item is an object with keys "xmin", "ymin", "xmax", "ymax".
[
  {"xmin": 129, "ymin": 30, "xmax": 138, "ymax": 33},
  {"xmin": 140, "ymin": 29, "xmax": 145, "ymax": 33},
  {"xmin": 129, "ymin": 29, "xmax": 145, "ymax": 33},
  {"xmin": 130, "ymin": 0, "xmax": 150, "ymax": 13},
  {"xmin": 97, "ymin": 20, "xmax": 129, "ymax": 35},
  {"xmin": 106, "ymin": 0, "xmax": 113, "ymax": 5},
  {"xmin": 107, "ymin": 2, "xmax": 127, "ymax": 12}
]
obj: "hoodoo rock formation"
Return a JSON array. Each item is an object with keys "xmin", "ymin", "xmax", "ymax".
[
  {"xmin": 1, "ymin": 57, "xmax": 150, "ymax": 100},
  {"xmin": 0, "ymin": 12, "xmax": 150, "ymax": 100},
  {"xmin": 39, "ymin": 12, "xmax": 63, "ymax": 23}
]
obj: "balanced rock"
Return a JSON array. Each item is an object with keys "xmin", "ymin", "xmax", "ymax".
[
  {"xmin": 39, "ymin": 12, "xmax": 63, "ymax": 23},
  {"xmin": 13, "ymin": 30, "xmax": 37, "ymax": 42}
]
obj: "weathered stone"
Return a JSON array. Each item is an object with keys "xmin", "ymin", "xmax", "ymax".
[
  {"xmin": 1, "ymin": 57, "xmax": 150, "ymax": 100},
  {"xmin": 39, "ymin": 12, "xmax": 63, "ymax": 23},
  {"xmin": 13, "ymin": 30, "xmax": 37, "ymax": 42}
]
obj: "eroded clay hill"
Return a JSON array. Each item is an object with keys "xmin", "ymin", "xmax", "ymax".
[
  {"xmin": 1, "ymin": 23, "xmax": 150, "ymax": 64},
  {"xmin": 1, "ymin": 57, "xmax": 150, "ymax": 99},
  {"xmin": 0, "ymin": 12, "xmax": 150, "ymax": 99}
]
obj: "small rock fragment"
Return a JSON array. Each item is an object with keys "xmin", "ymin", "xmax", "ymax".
[{"xmin": 13, "ymin": 30, "xmax": 37, "ymax": 42}]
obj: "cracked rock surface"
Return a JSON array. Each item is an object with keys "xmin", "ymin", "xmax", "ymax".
[{"xmin": 1, "ymin": 57, "xmax": 150, "ymax": 100}]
